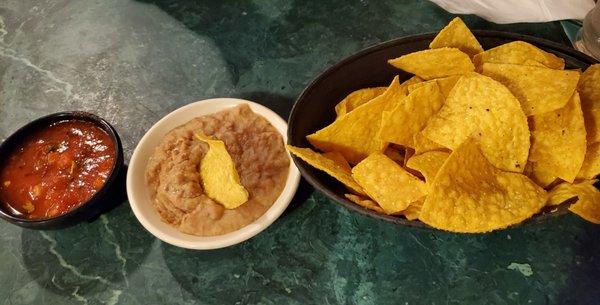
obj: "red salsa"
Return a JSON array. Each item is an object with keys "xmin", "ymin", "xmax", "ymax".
[{"xmin": 0, "ymin": 120, "xmax": 116, "ymax": 219}]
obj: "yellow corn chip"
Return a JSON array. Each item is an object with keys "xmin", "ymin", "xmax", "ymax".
[
  {"xmin": 388, "ymin": 48, "xmax": 474, "ymax": 80},
  {"xmin": 528, "ymin": 92, "xmax": 587, "ymax": 186},
  {"xmin": 400, "ymin": 75, "xmax": 424, "ymax": 91},
  {"xmin": 196, "ymin": 133, "xmax": 249, "ymax": 209},
  {"xmin": 419, "ymin": 138, "xmax": 547, "ymax": 233},
  {"xmin": 409, "ymin": 75, "xmax": 462, "ymax": 98},
  {"xmin": 352, "ymin": 153, "xmax": 427, "ymax": 214},
  {"xmin": 323, "ymin": 151, "xmax": 352, "ymax": 172},
  {"xmin": 344, "ymin": 194, "xmax": 385, "ymax": 214},
  {"xmin": 401, "ymin": 200, "xmax": 423, "ymax": 220},
  {"xmin": 546, "ymin": 180, "xmax": 595, "ymax": 206},
  {"xmin": 379, "ymin": 81, "xmax": 445, "ymax": 147},
  {"xmin": 413, "ymin": 132, "xmax": 447, "ymax": 155},
  {"xmin": 403, "ymin": 147, "xmax": 415, "ymax": 168},
  {"xmin": 482, "ymin": 63, "xmax": 579, "ymax": 116},
  {"xmin": 579, "ymin": 64, "xmax": 600, "ymax": 143},
  {"xmin": 567, "ymin": 181, "xmax": 600, "ymax": 224},
  {"xmin": 334, "ymin": 87, "xmax": 387, "ymax": 117},
  {"xmin": 406, "ymin": 151, "xmax": 450, "ymax": 186},
  {"xmin": 473, "ymin": 41, "xmax": 565, "ymax": 69},
  {"xmin": 421, "ymin": 73, "xmax": 530, "ymax": 172},
  {"xmin": 547, "ymin": 180, "xmax": 600, "ymax": 223},
  {"xmin": 334, "ymin": 76, "xmax": 423, "ymax": 118},
  {"xmin": 287, "ymin": 145, "xmax": 365, "ymax": 195},
  {"xmin": 429, "ymin": 17, "xmax": 484, "ymax": 57},
  {"xmin": 307, "ymin": 76, "xmax": 405, "ymax": 164},
  {"xmin": 577, "ymin": 142, "xmax": 600, "ymax": 180}
]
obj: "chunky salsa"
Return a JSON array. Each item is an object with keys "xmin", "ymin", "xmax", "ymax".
[{"xmin": 0, "ymin": 120, "xmax": 116, "ymax": 219}]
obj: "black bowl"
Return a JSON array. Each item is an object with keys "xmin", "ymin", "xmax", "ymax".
[
  {"xmin": 0, "ymin": 112, "xmax": 125, "ymax": 229},
  {"xmin": 288, "ymin": 30, "xmax": 599, "ymax": 227}
]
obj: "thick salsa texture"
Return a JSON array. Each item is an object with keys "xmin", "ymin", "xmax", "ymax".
[{"xmin": 0, "ymin": 120, "xmax": 116, "ymax": 219}]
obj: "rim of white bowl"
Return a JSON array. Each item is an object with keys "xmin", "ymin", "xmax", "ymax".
[{"xmin": 126, "ymin": 98, "xmax": 300, "ymax": 250}]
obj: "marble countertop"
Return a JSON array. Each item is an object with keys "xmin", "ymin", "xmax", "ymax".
[{"xmin": 0, "ymin": 0, "xmax": 598, "ymax": 304}]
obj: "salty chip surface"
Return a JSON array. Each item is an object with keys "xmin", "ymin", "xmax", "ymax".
[
  {"xmin": 547, "ymin": 180, "xmax": 600, "ymax": 224},
  {"xmin": 579, "ymin": 64, "xmax": 600, "ymax": 143},
  {"xmin": 352, "ymin": 153, "xmax": 427, "ymax": 214},
  {"xmin": 577, "ymin": 142, "xmax": 600, "ymax": 180},
  {"xmin": 388, "ymin": 48, "xmax": 474, "ymax": 80},
  {"xmin": 406, "ymin": 151, "xmax": 450, "ymax": 186},
  {"xmin": 421, "ymin": 73, "xmax": 530, "ymax": 172},
  {"xmin": 473, "ymin": 41, "xmax": 565, "ymax": 69},
  {"xmin": 196, "ymin": 133, "xmax": 249, "ymax": 209},
  {"xmin": 334, "ymin": 87, "xmax": 387, "ymax": 117},
  {"xmin": 528, "ymin": 92, "xmax": 587, "ymax": 186},
  {"xmin": 408, "ymin": 75, "xmax": 461, "ymax": 98},
  {"xmin": 344, "ymin": 194, "xmax": 385, "ymax": 214},
  {"xmin": 429, "ymin": 17, "xmax": 483, "ymax": 57},
  {"xmin": 412, "ymin": 132, "xmax": 446, "ymax": 155},
  {"xmin": 307, "ymin": 76, "xmax": 405, "ymax": 164},
  {"xmin": 419, "ymin": 138, "xmax": 547, "ymax": 233},
  {"xmin": 322, "ymin": 151, "xmax": 352, "ymax": 172},
  {"xmin": 379, "ymin": 81, "xmax": 445, "ymax": 148},
  {"xmin": 286, "ymin": 145, "xmax": 364, "ymax": 195},
  {"xmin": 482, "ymin": 63, "xmax": 580, "ymax": 115}
]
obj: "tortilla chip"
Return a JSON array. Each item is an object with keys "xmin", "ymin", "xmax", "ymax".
[
  {"xmin": 352, "ymin": 153, "xmax": 427, "ymax": 214},
  {"xmin": 421, "ymin": 73, "xmax": 530, "ymax": 172},
  {"xmin": 286, "ymin": 145, "xmax": 365, "ymax": 195},
  {"xmin": 473, "ymin": 41, "xmax": 565, "ymax": 69},
  {"xmin": 547, "ymin": 180, "xmax": 600, "ymax": 223},
  {"xmin": 388, "ymin": 48, "xmax": 474, "ymax": 80},
  {"xmin": 334, "ymin": 87, "xmax": 387, "ymax": 117},
  {"xmin": 429, "ymin": 17, "xmax": 483, "ymax": 57},
  {"xmin": 400, "ymin": 76, "xmax": 424, "ymax": 91},
  {"xmin": 546, "ymin": 180, "xmax": 595, "ymax": 206},
  {"xmin": 528, "ymin": 92, "xmax": 587, "ymax": 186},
  {"xmin": 323, "ymin": 151, "xmax": 352, "ymax": 172},
  {"xmin": 406, "ymin": 151, "xmax": 450, "ymax": 186},
  {"xmin": 413, "ymin": 132, "xmax": 447, "ymax": 155},
  {"xmin": 407, "ymin": 76, "xmax": 461, "ymax": 98},
  {"xmin": 307, "ymin": 76, "xmax": 405, "ymax": 164},
  {"xmin": 403, "ymin": 147, "xmax": 415, "ymax": 168},
  {"xmin": 379, "ymin": 81, "xmax": 445, "ymax": 147},
  {"xmin": 401, "ymin": 200, "xmax": 423, "ymax": 220},
  {"xmin": 566, "ymin": 181, "xmax": 600, "ymax": 224},
  {"xmin": 196, "ymin": 133, "xmax": 249, "ymax": 209},
  {"xmin": 578, "ymin": 142, "xmax": 600, "ymax": 180},
  {"xmin": 419, "ymin": 138, "xmax": 547, "ymax": 233},
  {"xmin": 578, "ymin": 64, "xmax": 600, "ymax": 143},
  {"xmin": 344, "ymin": 194, "xmax": 385, "ymax": 214},
  {"xmin": 481, "ymin": 63, "xmax": 580, "ymax": 116}
]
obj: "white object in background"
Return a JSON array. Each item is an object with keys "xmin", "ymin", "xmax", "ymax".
[
  {"xmin": 127, "ymin": 98, "xmax": 301, "ymax": 250},
  {"xmin": 575, "ymin": 1, "xmax": 600, "ymax": 60},
  {"xmin": 428, "ymin": 0, "xmax": 595, "ymax": 24}
]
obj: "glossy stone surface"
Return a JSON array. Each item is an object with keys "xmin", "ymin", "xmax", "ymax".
[{"xmin": 0, "ymin": 0, "xmax": 598, "ymax": 304}]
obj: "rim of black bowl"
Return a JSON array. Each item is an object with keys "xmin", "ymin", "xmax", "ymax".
[
  {"xmin": 288, "ymin": 30, "xmax": 598, "ymax": 228},
  {"xmin": 0, "ymin": 111, "xmax": 123, "ymax": 226}
]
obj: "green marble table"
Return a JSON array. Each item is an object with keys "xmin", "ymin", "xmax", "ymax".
[{"xmin": 0, "ymin": 1, "xmax": 598, "ymax": 304}]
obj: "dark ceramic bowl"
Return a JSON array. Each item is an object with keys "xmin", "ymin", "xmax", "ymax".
[
  {"xmin": 0, "ymin": 112, "xmax": 125, "ymax": 229},
  {"xmin": 288, "ymin": 30, "xmax": 599, "ymax": 227}
]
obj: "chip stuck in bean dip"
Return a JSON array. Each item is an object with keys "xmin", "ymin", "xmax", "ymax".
[{"xmin": 145, "ymin": 104, "xmax": 289, "ymax": 236}]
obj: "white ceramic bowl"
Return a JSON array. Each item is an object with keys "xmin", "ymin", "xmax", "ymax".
[{"xmin": 126, "ymin": 98, "xmax": 300, "ymax": 250}]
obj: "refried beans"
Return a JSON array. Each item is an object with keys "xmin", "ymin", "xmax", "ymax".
[{"xmin": 145, "ymin": 104, "xmax": 289, "ymax": 236}]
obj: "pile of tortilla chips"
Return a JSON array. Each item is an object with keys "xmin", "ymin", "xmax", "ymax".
[{"xmin": 288, "ymin": 17, "xmax": 600, "ymax": 233}]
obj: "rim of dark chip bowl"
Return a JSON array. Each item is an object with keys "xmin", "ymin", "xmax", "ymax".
[{"xmin": 288, "ymin": 30, "xmax": 598, "ymax": 229}]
